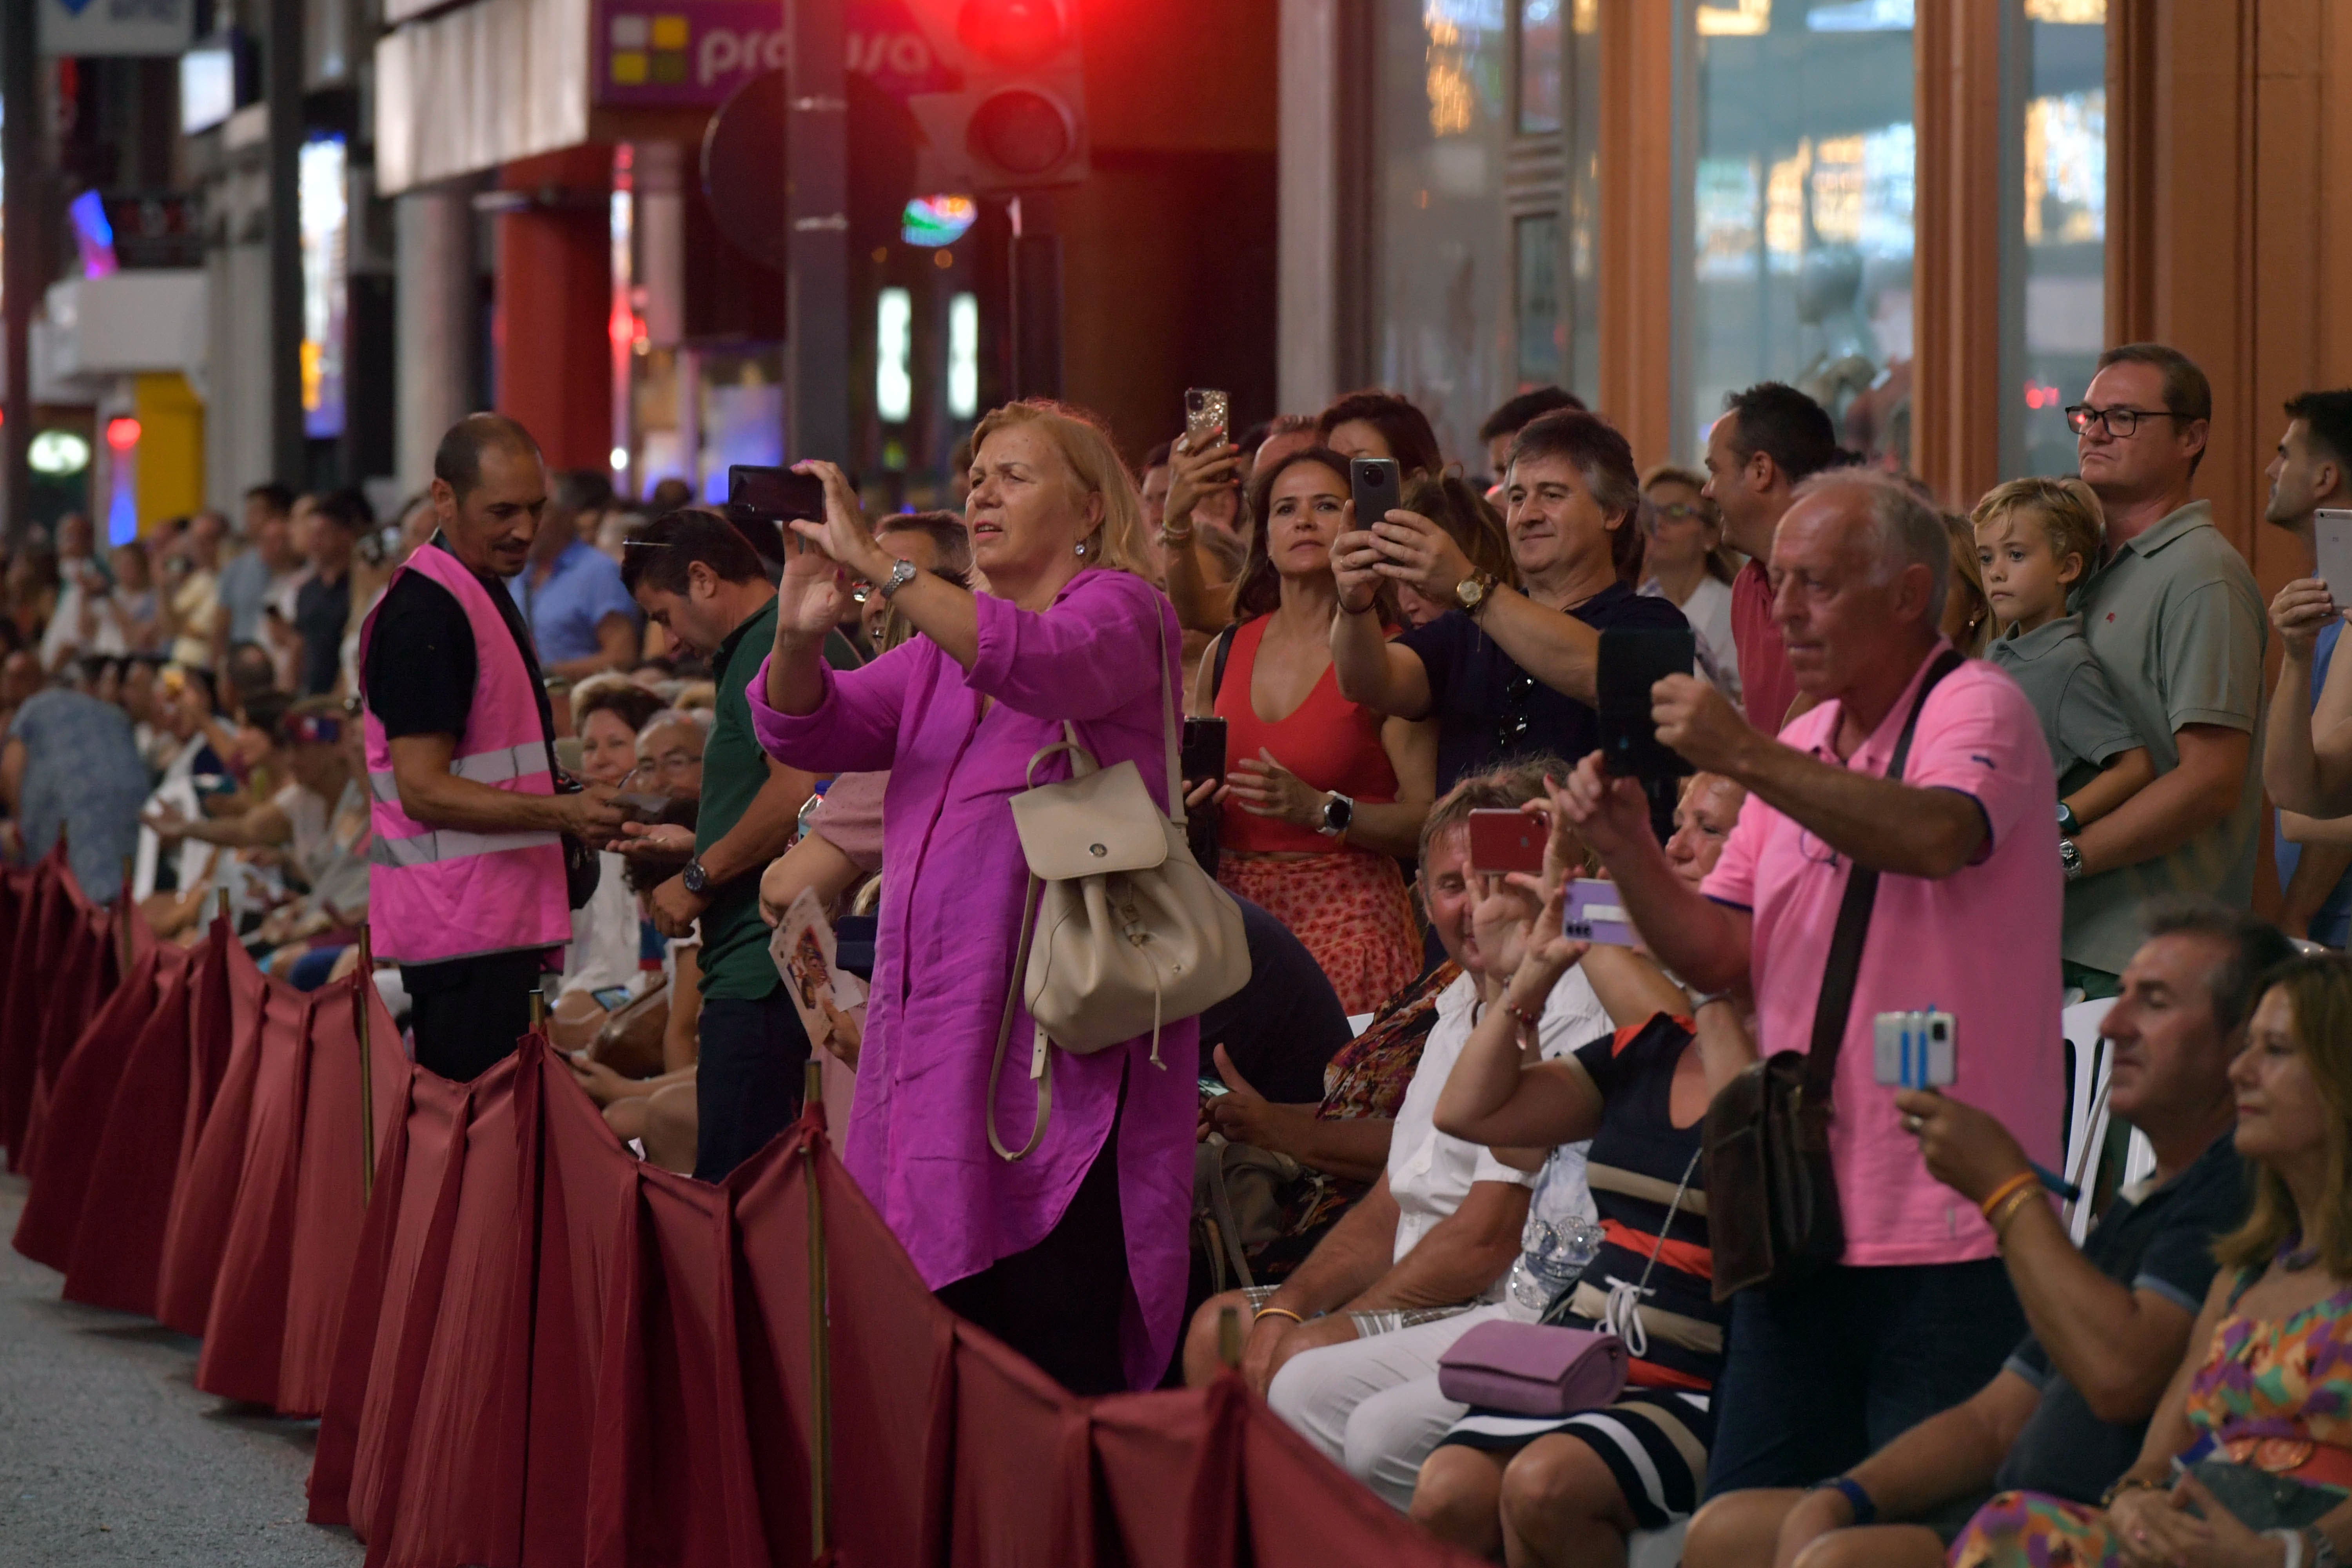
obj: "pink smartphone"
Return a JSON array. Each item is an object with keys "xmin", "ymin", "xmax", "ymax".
[{"xmin": 1468, "ymin": 809, "xmax": 1546, "ymax": 876}]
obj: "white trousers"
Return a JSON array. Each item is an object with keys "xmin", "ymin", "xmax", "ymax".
[{"xmin": 1264, "ymin": 1303, "xmax": 1504, "ymax": 1509}]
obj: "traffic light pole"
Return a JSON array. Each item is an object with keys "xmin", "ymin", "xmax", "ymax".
[
  {"xmin": 786, "ymin": 0, "xmax": 850, "ymax": 465},
  {"xmin": 2, "ymin": 0, "xmax": 36, "ymax": 545},
  {"xmin": 267, "ymin": 0, "xmax": 307, "ymax": 486}
]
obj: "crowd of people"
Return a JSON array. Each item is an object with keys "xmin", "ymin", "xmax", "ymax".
[{"xmin": 5, "ymin": 343, "xmax": 2352, "ymax": 1568}]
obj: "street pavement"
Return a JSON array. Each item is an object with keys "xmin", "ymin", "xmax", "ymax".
[{"xmin": 0, "ymin": 1174, "xmax": 363, "ymax": 1565}]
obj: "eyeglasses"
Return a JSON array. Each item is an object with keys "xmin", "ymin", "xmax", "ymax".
[
  {"xmin": 1652, "ymin": 503, "xmax": 1708, "ymax": 522},
  {"xmin": 2064, "ymin": 404, "xmax": 2185, "ymax": 439}
]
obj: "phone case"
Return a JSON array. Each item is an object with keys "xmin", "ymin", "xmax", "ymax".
[
  {"xmin": 1561, "ymin": 879, "xmax": 1637, "ymax": 946},
  {"xmin": 1872, "ymin": 1010, "xmax": 1956, "ymax": 1088},
  {"xmin": 1468, "ymin": 809, "xmax": 1546, "ymax": 875}
]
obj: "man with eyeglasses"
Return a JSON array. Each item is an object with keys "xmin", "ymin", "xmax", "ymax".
[{"xmin": 2060, "ymin": 343, "xmax": 2267, "ymax": 1000}]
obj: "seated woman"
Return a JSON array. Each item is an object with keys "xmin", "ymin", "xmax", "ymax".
[
  {"xmin": 1407, "ymin": 787, "xmax": 1745, "ymax": 1561},
  {"xmin": 1948, "ymin": 953, "xmax": 2352, "ymax": 1568},
  {"xmin": 1196, "ymin": 445, "xmax": 1437, "ymax": 1014},
  {"xmin": 1390, "ymin": 472, "xmax": 1514, "ymax": 631},
  {"xmin": 559, "ymin": 678, "xmax": 666, "ymax": 1002}
]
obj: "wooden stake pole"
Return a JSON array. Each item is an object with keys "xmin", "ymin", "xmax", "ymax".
[
  {"xmin": 804, "ymin": 1057, "xmax": 831, "ymax": 1561},
  {"xmin": 355, "ymin": 926, "xmax": 376, "ymax": 1202},
  {"xmin": 118, "ymin": 854, "xmax": 134, "ymax": 974}
]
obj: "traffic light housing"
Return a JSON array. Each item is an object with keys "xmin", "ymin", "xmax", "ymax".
[{"xmin": 899, "ymin": 0, "xmax": 1089, "ymax": 193}]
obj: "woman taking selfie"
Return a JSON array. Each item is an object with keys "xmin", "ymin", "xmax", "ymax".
[
  {"xmin": 1949, "ymin": 952, "xmax": 2352, "ymax": 1568},
  {"xmin": 1193, "ymin": 446, "xmax": 1436, "ymax": 1014},
  {"xmin": 748, "ymin": 399, "xmax": 1195, "ymax": 1397}
]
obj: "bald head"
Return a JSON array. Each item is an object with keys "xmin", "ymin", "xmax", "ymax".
[
  {"xmin": 434, "ymin": 414, "xmax": 544, "ymax": 504},
  {"xmin": 1769, "ymin": 472, "xmax": 1946, "ymax": 703}
]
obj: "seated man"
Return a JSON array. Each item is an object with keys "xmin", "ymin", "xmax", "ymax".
[
  {"xmin": 1178, "ymin": 763, "xmax": 1616, "ymax": 1491},
  {"xmin": 1683, "ymin": 902, "xmax": 2278, "ymax": 1568}
]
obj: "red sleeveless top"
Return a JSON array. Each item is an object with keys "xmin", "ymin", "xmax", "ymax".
[{"xmin": 1214, "ymin": 615, "xmax": 1400, "ymax": 855}]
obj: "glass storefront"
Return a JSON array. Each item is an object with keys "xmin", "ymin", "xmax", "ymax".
[
  {"xmin": 1359, "ymin": 0, "xmax": 2109, "ymax": 478},
  {"xmin": 1376, "ymin": 0, "xmax": 1599, "ymax": 473},
  {"xmin": 2009, "ymin": 0, "xmax": 2107, "ymax": 478},
  {"xmin": 1686, "ymin": 0, "xmax": 1918, "ymax": 464}
]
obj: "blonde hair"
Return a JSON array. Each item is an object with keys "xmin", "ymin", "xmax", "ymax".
[
  {"xmin": 1942, "ymin": 514, "xmax": 1991, "ymax": 655},
  {"xmin": 969, "ymin": 399, "xmax": 1154, "ymax": 579},
  {"xmin": 1969, "ymin": 476, "xmax": 2106, "ymax": 587},
  {"xmin": 2216, "ymin": 955, "xmax": 2352, "ymax": 1278}
]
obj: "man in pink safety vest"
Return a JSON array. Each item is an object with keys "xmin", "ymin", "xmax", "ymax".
[{"xmin": 359, "ymin": 414, "xmax": 624, "ymax": 1080}]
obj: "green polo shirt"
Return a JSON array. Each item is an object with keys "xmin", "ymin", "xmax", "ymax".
[
  {"xmin": 695, "ymin": 593, "xmax": 784, "ymax": 1001},
  {"xmin": 2066, "ymin": 501, "xmax": 2267, "ymax": 975}
]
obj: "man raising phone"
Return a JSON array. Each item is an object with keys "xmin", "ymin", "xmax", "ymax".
[
  {"xmin": 1329, "ymin": 409, "xmax": 1686, "ymax": 793},
  {"xmin": 359, "ymin": 414, "xmax": 623, "ymax": 1082}
]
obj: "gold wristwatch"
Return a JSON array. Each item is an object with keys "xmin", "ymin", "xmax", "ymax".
[{"xmin": 1455, "ymin": 571, "xmax": 1498, "ymax": 615}]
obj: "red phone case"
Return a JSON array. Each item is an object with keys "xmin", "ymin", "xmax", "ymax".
[{"xmin": 1467, "ymin": 809, "xmax": 1546, "ymax": 875}]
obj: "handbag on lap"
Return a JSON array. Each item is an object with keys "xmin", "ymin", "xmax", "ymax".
[
  {"xmin": 1699, "ymin": 650, "xmax": 1963, "ymax": 1301},
  {"xmin": 986, "ymin": 606, "xmax": 1252, "ymax": 1161}
]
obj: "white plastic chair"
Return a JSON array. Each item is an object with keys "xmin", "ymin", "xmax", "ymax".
[
  {"xmin": 2058, "ymin": 997, "xmax": 2118, "ymax": 1243},
  {"xmin": 1629, "ymin": 1519, "xmax": 1687, "ymax": 1568}
]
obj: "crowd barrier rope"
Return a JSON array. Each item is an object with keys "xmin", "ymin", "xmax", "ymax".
[{"xmin": 0, "ymin": 853, "xmax": 1478, "ymax": 1567}]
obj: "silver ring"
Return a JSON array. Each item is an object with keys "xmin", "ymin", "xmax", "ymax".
[{"xmin": 1902, "ymin": 1114, "xmax": 1923, "ymax": 1134}]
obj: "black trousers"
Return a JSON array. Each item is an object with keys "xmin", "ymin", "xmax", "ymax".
[
  {"xmin": 935, "ymin": 1113, "xmax": 1131, "ymax": 1397},
  {"xmin": 692, "ymin": 987, "xmax": 812, "ymax": 1182},
  {"xmin": 403, "ymin": 949, "xmax": 546, "ymax": 1083}
]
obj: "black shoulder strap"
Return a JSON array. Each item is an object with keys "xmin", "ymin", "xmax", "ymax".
[
  {"xmin": 1804, "ymin": 649, "xmax": 1966, "ymax": 1095},
  {"xmin": 1210, "ymin": 623, "xmax": 1239, "ymax": 702}
]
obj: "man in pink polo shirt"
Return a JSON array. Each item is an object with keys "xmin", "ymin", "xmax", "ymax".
[{"xmin": 1561, "ymin": 468, "xmax": 2063, "ymax": 1501}]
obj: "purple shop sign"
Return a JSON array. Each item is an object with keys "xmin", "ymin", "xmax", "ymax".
[{"xmin": 594, "ymin": 0, "xmax": 961, "ymax": 109}]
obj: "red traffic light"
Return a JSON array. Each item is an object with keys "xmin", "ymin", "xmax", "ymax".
[
  {"xmin": 967, "ymin": 89, "xmax": 1074, "ymax": 177},
  {"xmin": 957, "ymin": 0, "xmax": 1067, "ymax": 71}
]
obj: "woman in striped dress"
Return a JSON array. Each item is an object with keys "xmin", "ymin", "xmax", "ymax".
[{"xmin": 1408, "ymin": 828, "xmax": 1742, "ymax": 1565}]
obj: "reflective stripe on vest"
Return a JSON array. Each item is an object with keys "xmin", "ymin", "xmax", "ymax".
[
  {"xmin": 367, "ymin": 741, "xmax": 550, "ymax": 804},
  {"xmin": 370, "ymin": 825, "xmax": 562, "ymax": 867}
]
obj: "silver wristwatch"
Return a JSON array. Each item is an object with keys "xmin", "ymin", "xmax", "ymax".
[
  {"xmin": 875, "ymin": 557, "xmax": 918, "ymax": 600},
  {"xmin": 1318, "ymin": 792, "xmax": 1355, "ymax": 837},
  {"xmin": 2059, "ymin": 837, "xmax": 2083, "ymax": 882}
]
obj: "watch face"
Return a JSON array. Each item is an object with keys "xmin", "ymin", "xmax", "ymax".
[{"xmin": 683, "ymin": 861, "xmax": 706, "ymax": 893}]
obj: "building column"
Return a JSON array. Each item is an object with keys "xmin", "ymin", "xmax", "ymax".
[
  {"xmin": 492, "ymin": 146, "xmax": 613, "ymax": 472},
  {"xmin": 1595, "ymin": 0, "xmax": 1680, "ymax": 468},
  {"xmin": 395, "ymin": 184, "xmax": 478, "ymax": 497},
  {"xmin": 1277, "ymin": 0, "xmax": 1368, "ymax": 414},
  {"xmin": 1910, "ymin": 0, "xmax": 2009, "ymax": 510}
]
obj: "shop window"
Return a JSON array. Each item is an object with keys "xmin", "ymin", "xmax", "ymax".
[
  {"xmin": 2007, "ymin": 0, "xmax": 2106, "ymax": 478},
  {"xmin": 1685, "ymin": 0, "xmax": 1917, "ymax": 464},
  {"xmin": 1375, "ymin": 0, "xmax": 1598, "ymax": 473}
]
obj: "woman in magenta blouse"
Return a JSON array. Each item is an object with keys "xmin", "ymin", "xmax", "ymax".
[{"xmin": 749, "ymin": 400, "xmax": 1194, "ymax": 1394}]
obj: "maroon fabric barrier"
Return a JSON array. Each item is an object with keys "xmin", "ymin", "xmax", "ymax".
[
  {"xmin": 154, "ymin": 931, "xmax": 277, "ymax": 1335},
  {"xmin": 11, "ymin": 947, "xmax": 180, "ymax": 1272},
  {"xmin": 0, "ymin": 858, "xmax": 1479, "ymax": 1568},
  {"xmin": 0, "ymin": 853, "xmax": 79, "ymax": 1167}
]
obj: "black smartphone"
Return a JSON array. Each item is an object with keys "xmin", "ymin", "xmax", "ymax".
[
  {"xmin": 1349, "ymin": 456, "xmax": 1402, "ymax": 532},
  {"xmin": 728, "ymin": 465, "xmax": 826, "ymax": 533},
  {"xmin": 1181, "ymin": 716, "xmax": 1227, "ymax": 784},
  {"xmin": 1597, "ymin": 627, "xmax": 1697, "ymax": 780}
]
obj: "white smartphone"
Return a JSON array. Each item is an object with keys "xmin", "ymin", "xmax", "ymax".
[
  {"xmin": 2316, "ymin": 510, "xmax": 2352, "ymax": 603},
  {"xmin": 1873, "ymin": 1010, "xmax": 1956, "ymax": 1089}
]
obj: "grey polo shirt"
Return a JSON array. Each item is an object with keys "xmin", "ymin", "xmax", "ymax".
[
  {"xmin": 2067, "ymin": 501, "xmax": 2267, "ymax": 975},
  {"xmin": 1988, "ymin": 614, "xmax": 2142, "ymax": 790}
]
